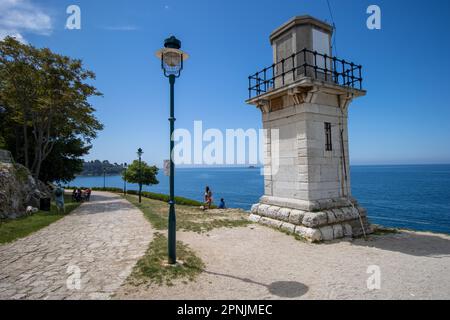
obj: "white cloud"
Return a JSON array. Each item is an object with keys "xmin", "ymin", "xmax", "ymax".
[
  {"xmin": 102, "ymin": 25, "xmax": 139, "ymax": 31},
  {"xmin": 0, "ymin": 0, "xmax": 52, "ymax": 42}
]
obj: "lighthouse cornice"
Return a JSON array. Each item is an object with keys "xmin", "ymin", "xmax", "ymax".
[{"xmin": 247, "ymin": 77, "xmax": 366, "ymax": 110}]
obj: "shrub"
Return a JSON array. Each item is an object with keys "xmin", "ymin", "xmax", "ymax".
[
  {"xmin": 92, "ymin": 187, "xmax": 123, "ymax": 193},
  {"xmin": 14, "ymin": 164, "xmax": 31, "ymax": 183}
]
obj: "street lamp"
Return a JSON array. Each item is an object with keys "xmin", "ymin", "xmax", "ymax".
[
  {"xmin": 103, "ymin": 167, "xmax": 106, "ymax": 189},
  {"xmin": 137, "ymin": 148, "xmax": 143, "ymax": 203},
  {"xmin": 123, "ymin": 162, "xmax": 128, "ymax": 196},
  {"xmin": 156, "ymin": 35, "xmax": 189, "ymax": 265}
]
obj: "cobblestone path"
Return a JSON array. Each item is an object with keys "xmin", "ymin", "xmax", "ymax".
[{"xmin": 0, "ymin": 192, "xmax": 153, "ymax": 300}]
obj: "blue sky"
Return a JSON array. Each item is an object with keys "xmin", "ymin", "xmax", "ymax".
[{"xmin": 2, "ymin": 0, "xmax": 450, "ymax": 166}]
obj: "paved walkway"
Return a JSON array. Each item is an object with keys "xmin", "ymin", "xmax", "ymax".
[{"xmin": 0, "ymin": 192, "xmax": 153, "ymax": 300}]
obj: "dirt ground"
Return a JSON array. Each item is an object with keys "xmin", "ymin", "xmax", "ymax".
[{"xmin": 115, "ymin": 224, "xmax": 450, "ymax": 300}]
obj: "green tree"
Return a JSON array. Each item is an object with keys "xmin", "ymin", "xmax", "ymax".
[
  {"xmin": 39, "ymin": 135, "xmax": 91, "ymax": 183},
  {"xmin": 0, "ymin": 37, "xmax": 38, "ymax": 168},
  {"xmin": 122, "ymin": 160, "xmax": 159, "ymax": 192},
  {"xmin": 0, "ymin": 106, "xmax": 5, "ymax": 149},
  {"xmin": 0, "ymin": 36, "xmax": 103, "ymax": 180}
]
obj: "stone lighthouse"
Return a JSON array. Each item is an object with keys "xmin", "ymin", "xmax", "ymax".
[{"xmin": 247, "ymin": 16, "xmax": 372, "ymax": 242}]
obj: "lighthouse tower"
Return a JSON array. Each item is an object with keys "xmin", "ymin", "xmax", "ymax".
[{"xmin": 247, "ymin": 16, "xmax": 372, "ymax": 241}]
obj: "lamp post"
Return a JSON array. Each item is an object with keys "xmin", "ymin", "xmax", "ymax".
[
  {"xmin": 156, "ymin": 36, "xmax": 188, "ymax": 265},
  {"xmin": 123, "ymin": 162, "xmax": 128, "ymax": 196},
  {"xmin": 137, "ymin": 148, "xmax": 143, "ymax": 203},
  {"xmin": 103, "ymin": 167, "xmax": 106, "ymax": 189}
]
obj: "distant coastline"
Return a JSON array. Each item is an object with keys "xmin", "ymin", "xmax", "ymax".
[{"xmin": 76, "ymin": 165, "xmax": 264, "ymax": 177}]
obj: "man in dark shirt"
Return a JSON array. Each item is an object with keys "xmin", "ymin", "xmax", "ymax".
[{"xmin": 218, "ymin": 198, "xmax": 226, "ymax": 209}]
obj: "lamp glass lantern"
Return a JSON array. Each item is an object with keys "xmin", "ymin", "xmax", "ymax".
[{"xmin": 155, "ymin": 36, "xmax": 189, "ymax": 78}]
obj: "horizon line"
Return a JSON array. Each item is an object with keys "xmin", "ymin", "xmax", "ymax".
[{"xmin": 111, "ymin": 163, "xmax": 450, "ymax": 170}]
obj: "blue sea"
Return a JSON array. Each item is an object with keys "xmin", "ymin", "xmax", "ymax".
[{"xmin": 70, "ymin": 165, "xmax": 450, "ymax": 234}]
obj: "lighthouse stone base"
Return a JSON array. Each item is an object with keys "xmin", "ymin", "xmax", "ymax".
[{"xmin": 249, "ymin": 197, "xmax": 372, "ymax": 242}]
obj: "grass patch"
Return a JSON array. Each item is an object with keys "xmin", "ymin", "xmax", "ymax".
[
  {"xmin": 272, "ymin": 226, "xmax": 310, "ymax": 243},
  {"xmin": 291, "ymin": 231, "xmax": 310, "ymax": 243},
  {"xmin": 371, "ymin": 226, "xmax": 400, "ymax": 236},
  {"xmin": 123, "ymin": 194, "xmax": 251, "ymax": 287},
  {"xmin": 0, "ymin": 195, "xmax": 80, "ymax": 244},
  {"xmin": 125, "ymin": 194, "xmax": 251, "ymax": 233},
  {"xmin": 127, "ymin": 232, "xmax": 205, "ymax": 287},
  {"xmin": 130, "ymin": 190, "xmax": 212, "ymax": 208}
]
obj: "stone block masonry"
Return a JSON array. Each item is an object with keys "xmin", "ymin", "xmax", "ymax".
[{"xmin": 249, "ymin": 202, "xmax": 372, "ymax": 242}]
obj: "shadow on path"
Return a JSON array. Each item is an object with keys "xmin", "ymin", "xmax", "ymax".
[
  {"xmin": 204, "ymin": 270, "xmax": 308, "ymax": 298},
  {"xmin": 351, "ymin": 231, "xmax": 450, "ymax": 258}
]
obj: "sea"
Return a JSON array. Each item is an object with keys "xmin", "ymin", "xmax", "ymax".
[{"xmin": 70, "ymin": 165, "xmax": 450, "ymax": 234}]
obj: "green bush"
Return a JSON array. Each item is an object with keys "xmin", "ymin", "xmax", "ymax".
[
  {"xmin": 14, "ymin": 164, "xmax": 30, "ymax": 183},
  {"xmin": 92, "ymin": 187, "xmax": 123, "ymax": 193},
  {"xmin": 128, "ymin": 190, "xmax": 210, "ymax": 207},
  {"xmin": 65, "ymin": 186, "xmax": 123, "ymax": 193}
]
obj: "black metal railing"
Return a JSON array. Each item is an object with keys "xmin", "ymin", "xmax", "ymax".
[{"xmin": 248, "ymin": 48, "xmax": 363, "ymax": 99}]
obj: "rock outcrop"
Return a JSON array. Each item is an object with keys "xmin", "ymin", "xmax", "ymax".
[{"xmin": 0, "ymin": 150, "xmax": 49, "ymax": 219}]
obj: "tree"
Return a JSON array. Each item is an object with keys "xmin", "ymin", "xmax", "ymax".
[
  {"xmin": 0, "ymin": 36, "xmax": 103, "ymax": 180},
  {"xmin": 122, "ymin": 160, "xmax": 159, "ymax": 191},
  {"xmin": 0, "ymin": 106, "xmax": 6, "ymax": 149},
  {"xmin": 39, "ymin": 135, "xmax": 91, "ymax": 183},
  {"xmin": 0, "ymin": 37, "xmax": 38, "ymax": 168}
]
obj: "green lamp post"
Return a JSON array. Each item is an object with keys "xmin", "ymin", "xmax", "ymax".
[
  {"xmin": 137, "ymin": 148, "xmax": 143, "ymax": 203},
  {"xmin": 123, "ymin": 162, "xmax": 128, "ymax": 196},
  {"xmin": 103, "ymin": 167, "xmax": 106, "ymax": 189},
  {"xmin": 155, "ymin": 36, "xmax": 189, "ymax": 265}
]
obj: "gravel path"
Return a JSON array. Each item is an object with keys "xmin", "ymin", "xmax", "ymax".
[
  {"xmin": 117, "ymin": 224, "xmax": 450, "ymax": 300},
  {"xmin": 0, "ymin": 192, "xmax": 153, "ymax": 300}
]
